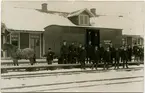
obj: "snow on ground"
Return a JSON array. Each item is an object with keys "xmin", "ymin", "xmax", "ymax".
[
  {"xmin": 2, "ymin": 64, "xmax": 143, "ymax": 75},
  {"xmin": 1, "ymin": 65, "xmax": 144, "ymax": 92}
]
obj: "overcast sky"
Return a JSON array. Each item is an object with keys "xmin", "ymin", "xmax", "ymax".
[{"xmin": 1, "ymin": 0, "xmax": 145, "ymax": 36}]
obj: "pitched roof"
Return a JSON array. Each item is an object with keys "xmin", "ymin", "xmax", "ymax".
[
  {"xmin": 90, "ymin": 16, "xmax": 123, "ymax": 29},
  {"xmin": 36, "ymin": 9, "xmax": 70, "ymax": 18},
  {"xmin": 1, "ymin": 7, "xmax": 75, "ymax": 32},
  {"xmin": 123, "ymin": 35, "xmax": 144, "ymax": 39},
  {"xmin": 90, "ymin": 16, "xmax": 138, "ymax": 35},
  {"xmin": 67, "ymin": 8, "xmax": 95, "ymax": 18}
]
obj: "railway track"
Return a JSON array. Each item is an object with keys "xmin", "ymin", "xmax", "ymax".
[
  {"xmin": 1, "ymin": 62, "xmax": 143, "ymax": 74},
  {"xmin": 1, "ymin": 75, "xmax": 143, "ymax": 92},
  {"xmin": 2, "ymin": 66, "xmax": 143, "ymax": 79}
]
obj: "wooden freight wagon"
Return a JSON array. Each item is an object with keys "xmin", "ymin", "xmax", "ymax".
[{"xmin": 44, "ymin": 25, "xmax": 123, "ymax": 56}]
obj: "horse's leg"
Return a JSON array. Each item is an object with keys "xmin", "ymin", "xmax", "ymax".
[
  {"xmin": 15, "ymin": 59, "xmax": 19, "ymax": 71},
  {"xmin": 33, "ymin": 57, "xmax": 36, "ymax": 64},
  {"xmin": 25, "ymin": 58, "xmax": 33, "ymax": 71},
  {"xmin": 13, "ymin": 59, "xmax": 16, "ymax": 66},
  {"xmin": 16, "ymin": 59, "xmax": 19, "ymax": 66},
  {"xmin": 13, "ymin": 59, "xmax": 17, "ymax": 71},
  {"xmin": 33, "ymin": 54, "xmax": 36, "ymax": 64},
  {"xmin": 29, "ymin": 58, "xmax": 33, "ymax": 65}
]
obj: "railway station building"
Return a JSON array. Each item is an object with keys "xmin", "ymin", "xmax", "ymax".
[{"xmin": 1, "ymin": 3, "xmax": 124, "ymax": 58}]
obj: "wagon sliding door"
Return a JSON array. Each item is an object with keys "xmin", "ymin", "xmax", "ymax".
[
  {"xmin": 29, "ymin": 33, "xmax": 40, "ymax": 58},
  {"xmin": 86, "ymin": 29, "xmax": 100, "ymax": 47}
]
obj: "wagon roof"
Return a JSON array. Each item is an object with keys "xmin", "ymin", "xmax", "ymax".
[{"xmin": 45, "ymin": 25, "xmax": 123, "ymax": 31}]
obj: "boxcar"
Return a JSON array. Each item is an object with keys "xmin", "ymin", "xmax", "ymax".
[{"xmin": 44, "ymin": 25, "xmax": 123, "ymax": 56}]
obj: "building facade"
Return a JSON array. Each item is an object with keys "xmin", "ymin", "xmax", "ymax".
[
  {"xmin": 122, "ymin": 35, "xmax": 144, "ymax": 47},
  {"xmin": 1, "ymin": 3, "xmax": 123, "ymax": 58}
]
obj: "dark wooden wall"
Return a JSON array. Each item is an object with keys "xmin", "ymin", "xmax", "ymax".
[
  {"xmin": 20, "ymin": 33, "xmax": 29, "ymax": 49},
  {"xmin": 44, "ymin": 25, "xmax": 122, "ymax": 56}
]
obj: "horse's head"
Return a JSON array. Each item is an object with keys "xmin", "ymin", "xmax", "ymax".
[
  {"xmin": 3, "ymin": 43, "xmax": 15, "ymax": 51},
  {"xmin": 3, "ymin": 43, "xmax": 9, "ymax": 51}
]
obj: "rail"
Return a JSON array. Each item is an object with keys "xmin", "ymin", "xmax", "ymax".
[
  {"xmin": 1, "ymin": 62, "xmax": 143, "ymax": 73},
  {"xmin": 1, "ymin": 59, "xmax": 58, "ymax": 65}
]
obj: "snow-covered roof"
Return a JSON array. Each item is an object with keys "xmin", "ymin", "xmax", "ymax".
[
  {"xmin": 67, "ymin": 8, "xmax": 95, "ymax": 18},
  {"xmin": 90, "ymin": 16, "xmax": 123, "ymax": 29},
  {"xmin": 90, "ymin": 16, "xmax": 139, "ymax": 35},
  {"xmin": 1, "ymin": 7, "xmax": 75, "ymax": 32}
]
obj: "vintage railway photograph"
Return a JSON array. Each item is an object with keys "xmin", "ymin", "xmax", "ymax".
[{"xmin": 1, "ymin": 1, "xmax": 144, "ymax": 92}]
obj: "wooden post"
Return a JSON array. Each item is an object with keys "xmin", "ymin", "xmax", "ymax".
[
  {"xmin": 40, "ymin": 33, "xmax": 41, "ymax": 58},
  {"xmin": 3, "ymin": 35, "xmax": 6, "ymax": 58},
  {"xmin": 43, "ymin": 34, "xmax": 45, "ymax": 55},
  {"xmin": 29, "ymin": 33, "xmax": 30, "ymax": 48},
  {"xmin": 18, "ymin": 32, "xmax": 20, "ymax": 49},
  {"xmin": 10, "ymin": 33, "xmax": 11, "ymax": 44}
]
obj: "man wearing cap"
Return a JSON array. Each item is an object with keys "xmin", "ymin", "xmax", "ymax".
[
  {"xmin": 44, "ymin": 48, "xmax": 55, "ymax": 64},
  {"xmin": 99, "ymin": 44, "xmax": 105, "ymax": 63},
  {"xmin": 122, "ymin": 47, "xmax": 129, "ymax": 68},
  {"xmin": 69, "ymin": 42, "xmax": 76, "ymax": 64},
  {"xmin": 60, "ymin": 40, "xmax": 69, "ymax": 64},
  {"xmin": 109, "ymin": 43, "xmax": 115, "ymax": 65},
  {"xmin": 77, "ymin": 43, "xmax": 82, "ymax": 64},
  {"xmin": 86, "ymin": 41, "xmax": 94, "ymax": 64},
  {"xmin": 80, "ymin": 46, "xmax": 87, "ymax": 69}
]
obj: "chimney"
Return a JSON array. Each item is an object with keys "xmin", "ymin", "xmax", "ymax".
[
  {"xmin": 41, "ymin": 3, "xmax": 47, "ymax": 12},
  {"xmin": 90, "ymin": 8, "xmax": 96, "ymax": 16}
]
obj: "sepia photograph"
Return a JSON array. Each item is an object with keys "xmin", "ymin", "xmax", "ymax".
[{"xmin": 1, "ymin": 0, "xmax": 144, "ymax": 92}]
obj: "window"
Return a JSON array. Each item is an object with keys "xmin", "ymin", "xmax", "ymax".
[
  {"xmin": 11, "ymin": 33, "xmax": 19, "ymax": 47},
  {"xmin": 79, "ymin": 15, "xmax": 89, "ymax": 25},
  {"xmin": 12, "ymin": 40, "xmax": 18, "ymax": 46},
  {"xmin": 30, "ymin": 34, "xmax": 40, "ymax": 48}
]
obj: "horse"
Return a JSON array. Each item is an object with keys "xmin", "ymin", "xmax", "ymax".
[{"xmin": 3, "ymin": 43, "xmax": 36, "ymax": 66}]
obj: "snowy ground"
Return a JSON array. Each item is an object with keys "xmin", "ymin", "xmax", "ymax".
[{"xmin": 1, "ymin": 65, "xmax": 144, "ymax": 92}]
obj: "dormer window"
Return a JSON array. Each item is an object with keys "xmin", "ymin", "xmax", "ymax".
[{"xmin": 79, "ymin": 15, "xmax": 89, "ymax": 25}]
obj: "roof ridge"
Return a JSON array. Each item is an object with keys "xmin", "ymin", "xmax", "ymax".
[
  {"xmin": 67, "ymin": 8, "xmax": 95, "ymax": 18},
  {"xmin": 14, "ymin": 7, "xmax": 36, "ymax": 10},
  {"xmin": 70, "ymin": 8, "xmax": 85, "ymax": 14}
]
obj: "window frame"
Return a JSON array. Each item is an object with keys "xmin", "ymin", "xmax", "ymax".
[
  {"xmin": 10, "ymin": 32, "xmax": 20, "ymax": 47},
  {"xmin": 79, "ymin": 14, "xmax": 89, "ymax": 25}
]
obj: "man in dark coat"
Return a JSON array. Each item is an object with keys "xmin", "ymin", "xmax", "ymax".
[
  {"xmin": 133, "ymin": 43, "xmax": 139, "ymax": 57},
  {"xmin": 69, "ymin": 42, "xmax": 76, "ymax": 64},
  {"xmin": 60, "ymin": 40, "xmax": 69, "ymax": 64},
  {"xmin": 127, "ymin": 45, "xmax": 132, "ymax": 62},
  {"xmin": 114, "ymin": 48, "xmax": 120, "ymax": 69},
  {"xmin": 44, "ymin": 48, "xmax": 55, "ymax": 64},
  {"xmin": 86, "ymin": 41, "xmax": 94, "ymax": 64},
  {"xmin": 103, "ymin": 47, "xmax": 111, "ymax": 70},
  {"xmin": 122, "ymin": 47, "xmax": 129, "ymax": 68},
  {"xmin": 92, "ymin": 46, "xmax": 100, "ymax": 70},
  {"xmin": 119, "ymin": 46, "xmax": 124, "ymax": 63},
  {"xmin": 136, "ymin": 48, "xmax": 141, "ymax": 64},
  {"xmin": 109, "ymin": 43, "xmax": 115, "ymax": 65},
  {"xmin": 133, "ymin": 44, "xmax": 140, "ymax": 63},
  {"xmin": 77, "ymin": 43, "xmax": 82, "ymax": 64},
  {"xmin": 99, "ymin": 44, "xmax": 105, "ymax": 63},
  {"xmin": 140, "ymin": 46, "xmax": 144, "ymax": 61},
  {"xmin": 80, "ymin": 46, "xmax": 87, "ymax": 70}
]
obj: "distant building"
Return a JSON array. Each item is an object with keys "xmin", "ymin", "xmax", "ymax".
[
  {"xmin": 122, "ymin": 35, "xmax": 144, "ymax": 47},
  {"xmin": 1, "ymin": 3, "xmax": 123, "ymax": 58}
]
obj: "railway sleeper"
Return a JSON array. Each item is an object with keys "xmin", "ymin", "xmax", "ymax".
[
  {"xmin": 1, "ymin": 69, "xmax": 8, "ymax": 73},
  {"xmin": 25, "ymin": 68, "xmax": 37, "ymax": 72}
]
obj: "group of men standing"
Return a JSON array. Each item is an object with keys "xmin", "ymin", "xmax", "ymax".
[{"xmin": 44, "ymin": 40, "xmax": 144, "ymax": 70}]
